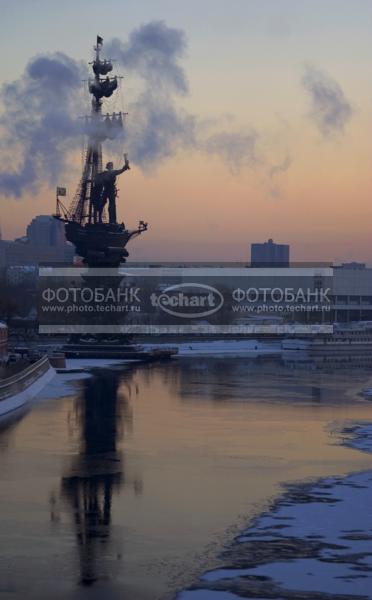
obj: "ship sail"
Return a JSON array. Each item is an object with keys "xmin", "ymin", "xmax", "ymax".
[{"xmin": 92, "ymin": 59, "xmax": 113, "ymax": 76}]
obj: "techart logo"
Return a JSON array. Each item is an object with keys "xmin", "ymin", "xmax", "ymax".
[{"xmin": 150, "ymin": 283, "xmax": 224, "ymax": 319}]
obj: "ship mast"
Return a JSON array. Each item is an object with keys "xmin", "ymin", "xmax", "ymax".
[
  {"xmin": 87, "ymin": 38, "xmax": 103, "ymax": 224},
  {"xmin": 68, "ymin": 36, "xmax": 121, "ymax": 225}
]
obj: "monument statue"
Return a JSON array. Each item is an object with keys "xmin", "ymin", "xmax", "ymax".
[
  {"xmin": 54, "ymin": 36, "xmax": 147, "ymax": 268},
  {"xmin": 92, "ymin": 154, "xmax": 130, "ymax": 224}
]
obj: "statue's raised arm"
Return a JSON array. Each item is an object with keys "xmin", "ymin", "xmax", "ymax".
[{"xmin": 111, "ymin": 153, "xmax": 130, "ymax": 177}]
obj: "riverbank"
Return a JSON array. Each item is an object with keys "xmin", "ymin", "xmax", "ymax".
[
  {"xmin": 143, "ymin": 340, "xmax": 281, "ymax": 358},
  {"xmin": 178, "ymin": 423, "xmax": 372, "ymax": 600},
  {"xmin": 0, "ymin": 355, "xmax": 55, "ymax": 417}
]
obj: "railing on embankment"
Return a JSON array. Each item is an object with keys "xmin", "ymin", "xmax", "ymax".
[{"xmin": 0, "ymin": 356, "xmax": 51, "ymax": 402}]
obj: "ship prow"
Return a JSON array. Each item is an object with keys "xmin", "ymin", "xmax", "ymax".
[{"xmin": 57, "ymin": 218, "xmax": 147, "ymax": 266}]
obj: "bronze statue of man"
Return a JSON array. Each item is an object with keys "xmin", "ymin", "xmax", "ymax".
[{"xmin": 92, "ymin": 154, "xmax": 130, "ymax": 224}]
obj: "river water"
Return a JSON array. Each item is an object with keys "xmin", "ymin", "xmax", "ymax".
[{"xmin": 1, "ymin": 358, "xmax": 372, "ymax": 600}]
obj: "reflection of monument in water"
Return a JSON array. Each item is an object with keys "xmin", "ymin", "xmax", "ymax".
[{"xmin": 50, "ymin": 369, "xmax": 142, "ymax": 587}]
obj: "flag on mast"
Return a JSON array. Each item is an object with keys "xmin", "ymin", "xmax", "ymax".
[
  {"xmin": 56, "ymin": 187, "xmax": 66, "ymax": 197},
  {"xmin": 97, "ymin": 35, "xmax": 103, "ymax": 46}
]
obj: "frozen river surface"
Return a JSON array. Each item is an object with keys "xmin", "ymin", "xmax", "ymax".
[{"xmin": 1, "ymin": 358, "xmax": 372, "ymax": 599}]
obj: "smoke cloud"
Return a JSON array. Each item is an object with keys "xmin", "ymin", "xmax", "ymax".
[
  {"xmin": 269, "ymin": 154, "xmax": 292, "ymax": 178},
  {"xmin": 0, "ymin": 53, "xmax": 86, "ymax": 197},
  {"xmin": 203, "ymin": 130, "xmax": 260, "ymax": 174},
  {"xmin": 302, "ymin": 65, "xmax": 353, "ymax": 136},
  {"xmin": 106, "ymin": 21, "xmax": 263, "ymax": 170},
  {"xmin": 106, "ymin": 21, "xmax": 188, "ymax": 95},
  {"xmin": 105, "ymin": 22, "xmax": 198, "ymax": 166},
  {"xmin": 269, "ymin": 154, "xmax": 292, "ymax": 199},
  {"xmin": 0, "ymin": 21, "xmax": 277, "ymax": 198}
]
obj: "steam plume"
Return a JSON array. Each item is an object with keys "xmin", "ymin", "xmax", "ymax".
[
  {"xmin": 0, "ymin": 22, "xmax": 274, "ymax": 198},
  {"xmin": 0, "ymin": 53, "xmax": 85, "ymax": 197},
  {"xmin": 302, "ymin": 65, "xmax": 353, "ymax": 136}
]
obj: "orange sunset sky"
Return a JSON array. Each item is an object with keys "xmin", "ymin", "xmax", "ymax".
[{"xmin": 0, "ymin": 0, "xmax": 371, "ymax": 263}]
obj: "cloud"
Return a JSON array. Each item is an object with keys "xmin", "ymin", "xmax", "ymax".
[{"xmin": 302, "ymin": 64, "xmax": 353, "ymax": 136}]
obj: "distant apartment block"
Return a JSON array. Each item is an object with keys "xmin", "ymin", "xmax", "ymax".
[
  {"xmin": 0, "ymin": 216, "xmax": 74, "ymax": 269},
  {"xmin": 250, "ymin": 238, "xmax": 290, "ymax": 267},
  {"xmin": 26, "ymin": 215, "xmax": 67, "ymax": 247},
  {"xmin": 340, "ymin": 262, "xmax": 366, "ymax": 270}
]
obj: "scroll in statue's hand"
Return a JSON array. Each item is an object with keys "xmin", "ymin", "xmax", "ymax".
[{"xmin": 124, "ymin": 153, "xmax": 130, "ymax": 170}]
